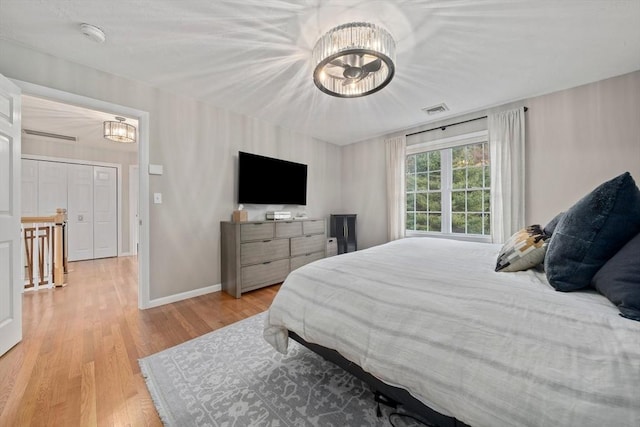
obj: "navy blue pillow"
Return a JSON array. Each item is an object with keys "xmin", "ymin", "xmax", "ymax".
[
  {"xmin": 543, "ymin": 212, "xmax": 564, "ymax": 236},
  {"xmin": 591, "ymin": 232, "xmax": 640, "ymax": 321},
  {"xmin": 545, "ymin": 172, "xmax": 640, "ymax": 291}
]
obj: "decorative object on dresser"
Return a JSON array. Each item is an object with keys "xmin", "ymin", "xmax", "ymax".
[
  {"xmin": 220, "ymin": 218, "xmax": 326, "ymax": 298},
  {"xmin": 232, "ymin": 204, "xmax": 248, "ymax": 222},
  {"xmin": 329, "ymin": 214, "xmax": 357, "ymax": 254}
]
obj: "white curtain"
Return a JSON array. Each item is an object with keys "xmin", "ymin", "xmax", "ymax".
[
  {"xmin": 488, "ymin": 107, "xmax": 526, "ymax": 244},
  {"xmin": 385, "ymin": 135, "xmax": 406, "ymax": 241}
]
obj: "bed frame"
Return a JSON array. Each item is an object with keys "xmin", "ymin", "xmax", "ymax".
[{"xmin": 289, "ymin": 331, "xmax": 471, "ymax": 427}]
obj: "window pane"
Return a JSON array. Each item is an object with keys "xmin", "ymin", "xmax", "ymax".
[
  {"xmin": 484, "ymin": 165, "xmax": 490, "ymax": 188},
  {"xmin": 467, "ymin": 190, "xmax": 483, "ymax": 212},
  {"xmin": 416, "ymin": 213, "xmax": 428, "ymax": 231},
  {"xmin": 467, "ymin": 213, "xmax": 483, "ymax": 234},
  {"xmin": 416, "ymin": 173, "xmax": 428, "ymax": 191},
  {"xmin": 485, "ymin": 213, "xmax": 491, "ymax": 234},
  {"xmin": 406, "ymin": 174, "xmax": 416, "ymax": 192},
  {"xmin": 452, "ymin": 191, "xmax": 466, "ymax": 211},
  {"xmin": 428, "ymin": 192, "xmax": 441, "ymax": 211},
  {"xmin": 428, "ymin": 171, "xmax": 441, "ymax": 190},
  {"xmin": 452, "ymin": 146, "xmax": 466, "ymax": 168},
  {"xmin": 416, "ymin": 193, "xmax": 428, "ymax": 211},
  {"xmin": 416, "ymin": 153, "xmax": 429, "ymax": 172},
  {"xmin": 483, "ymin": 190, "xmax": 490, "ymax": 213},
  {"xmin": 452, "ymin": 213, "xmax": 466, "ymax": 233},
  {"xmin": 467, "ymin": 167, "xmax": 483, "ymax": 189},
  {"xmin": 406, "ymin": 213, "xmax": 415, "ymax": 230},
  {"xmin": 406, "ymin": 193, "xmax": 415, "ymax": 211},
  {"xmin": 452, "ymin": 168, "xmax": 466, "ymax": 189},
  {"xmin": 428, "ymin": 151, "xmax": 441, "ymax": 171},
  {"xmin": 429, "ymin": 214, "xmax": 442, "ymax": 232},
  {"xmin": 468, "ymin": 144, "xmax": 484, "ymax": 166}
]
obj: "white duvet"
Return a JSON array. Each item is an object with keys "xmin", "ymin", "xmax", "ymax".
[{"xmin": 264, "ymin": 237, "xmax": 640, "ymax": 427}]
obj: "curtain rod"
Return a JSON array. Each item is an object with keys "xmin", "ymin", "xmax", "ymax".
[{"xmin": 406, "ymin": 107, "xmax": 528, "ymax": 137}]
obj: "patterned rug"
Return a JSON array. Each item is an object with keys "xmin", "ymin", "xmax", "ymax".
[{"xmin": 139, "ymin": 312, "xmax": 424, "ymax": 426}]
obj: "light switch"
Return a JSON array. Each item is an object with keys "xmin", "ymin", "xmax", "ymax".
[
  {"xmin": 149, "ymin": 164, "xmax": 164, "ymax": 175},
  {"xmin": 153, "ymin": 192, "xmax": 162, "ymax": 204}
]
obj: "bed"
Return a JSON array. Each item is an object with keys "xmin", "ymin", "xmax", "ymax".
[{"xmin": 263, "ymin": 236, "xmax": 640, "ymax": 427}]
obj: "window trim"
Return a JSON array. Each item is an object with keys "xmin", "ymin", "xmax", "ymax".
[
  {"xmin": 406, "ymin": 130, "xmax": 488, "ymax": 154},
  {"xmin": 405, "ymin": 130, "xmax": 491, "ymax": 243}
]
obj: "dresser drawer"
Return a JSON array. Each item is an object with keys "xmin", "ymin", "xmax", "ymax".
[
  {"xmin": 290, "ymin": 251, "xmax": 324, "ymax": 271},
  {"xmin": 303, "ymin": 219, "xmax": 325, "ymax": 235},
  {"xmin": 240, "ymin": 222, "xmax": 274, "ymax": 242},
  {"xmin": 241, "ymin": 258, "xmax": 289, "ymax": 290},
  {"xmin": 275, "ymin": 221, "xmax": 302, "ymax": 238},
  {"xmin": 291, "ymin": 234, "xmax": 326, "ymax": 257},
  {"xmin": 240, "ymin": 239, "xmax": 289, "ymax": 265}
]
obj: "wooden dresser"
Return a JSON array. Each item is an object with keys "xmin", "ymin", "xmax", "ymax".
[{"xmin": 220, "ymin": 218, "xmax": 326, "ymax": 298}]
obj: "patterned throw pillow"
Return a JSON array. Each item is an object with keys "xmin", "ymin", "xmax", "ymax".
[{"xmin": 495, "ymin": 225, "xmax": 550, "ymax": 272}]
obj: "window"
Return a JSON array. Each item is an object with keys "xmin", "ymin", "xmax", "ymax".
[{"xmin": 406, "ymin": 135, "xmax": 490, "ymax": 240}]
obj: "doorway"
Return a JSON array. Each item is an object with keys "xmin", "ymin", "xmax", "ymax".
[{"xmin": 12, "ymin": 78, "xmax": 151, "ymax": 308}]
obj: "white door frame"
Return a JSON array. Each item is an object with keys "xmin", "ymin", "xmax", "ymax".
[
  {"xmin": 129, "ymin": 165, "xmax": 139, "ymax": 256},
  {"xmin": 11, "ymin": 79, "xmax": 151, "ymax": 309}
]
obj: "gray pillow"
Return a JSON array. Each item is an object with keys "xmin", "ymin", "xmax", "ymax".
[
  {"xmin": 545, "ymin": 172, "xmax": 640, "ymax": 291},
  {"xmin": 543, "ymin": 212, "xmax": 564, "ymax": 236},
  {"xmin": 591, "ymin": 232, "xmax": 640, "ymax": 321}
]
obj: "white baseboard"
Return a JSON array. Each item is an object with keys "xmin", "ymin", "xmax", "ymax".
[{"xmin": 143, "ymin": 283, "xmax": 221, "ymax": 309}]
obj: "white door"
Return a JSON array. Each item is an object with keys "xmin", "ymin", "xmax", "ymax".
[
  {"xmin": 0, "ymin": 74, "xmax": 22, "ymax": 357},
  {"xmin": 93, "ymin": 166, "xmax": 117, "ymax": 259},
  {"xmin": 21, "ymin": 159, "xmax": 38, "ymax": 216},
  {"xmin": 67, "ymin": 164, "xmax": 93, "ymax": 261},
  {"xmin": 38, "ymin": 161, "xmax": 67, "ymax": 215}
]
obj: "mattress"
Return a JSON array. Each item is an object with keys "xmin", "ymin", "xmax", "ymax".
[{"xmin": 263, "ymin": 237, "xmax": 640, "ymax": 427}]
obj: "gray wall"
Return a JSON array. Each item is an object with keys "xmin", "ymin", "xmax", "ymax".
[
  {"xmin": 342, "ymin": 70, "xmax": 640, "ymax": 249},
  {"xmin": 1, "ymin": 40, "xmax": 342, "ymax": 301}
]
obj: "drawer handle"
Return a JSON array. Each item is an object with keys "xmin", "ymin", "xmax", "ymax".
[
  {"xmin": 263, "ymin": 239, "xmax": 271, "ymax": 243},
  {"xmin": 263, "ymin": 261, "xmax": 271, "ymax": 265}
]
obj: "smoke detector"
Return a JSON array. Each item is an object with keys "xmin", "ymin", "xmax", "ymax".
[
  {"xmin": 80, "ymin": 23, "xmax": 106, "ymax": 44},
  {"xmin": 422, "ymin": 103, "xmax": 449, "ymax": 115}
]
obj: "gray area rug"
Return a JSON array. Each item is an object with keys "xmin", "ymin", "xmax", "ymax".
[{"xmin": 139, "ymin": 312, "xmax": 424, "ymax": 426}]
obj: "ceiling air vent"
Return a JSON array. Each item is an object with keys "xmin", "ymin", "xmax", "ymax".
[
  {"xmin": 23, "ymin": 129, "xmax": 77, "ymax": 142},
  {"xmin": 422, "ymin": 103, "xmax": 449, "ymax": 115}
]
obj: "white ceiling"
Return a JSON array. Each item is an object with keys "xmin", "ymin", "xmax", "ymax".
[
  {"xmin": 2, "ymin": 0, "xmax": 639, "ymax": 146},
  {"xmin": 21, "ymin": 95, "xmax": 138, "ymax": 153}
]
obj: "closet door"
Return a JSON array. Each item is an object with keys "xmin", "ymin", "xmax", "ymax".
[
  {"xmin": 93, "ymin": 166, "xmax": 117, "ymax": 259},
  {"xmin": 67, "ymin": 164, "xmax": 93, "ymax": 261},
  {"xmin": 21, "ymin": 159, "xmax": 38, "ymax": 216},
  {"xmin": 38, "ymin": 161, "xmax": 67, "ymax": 215}
]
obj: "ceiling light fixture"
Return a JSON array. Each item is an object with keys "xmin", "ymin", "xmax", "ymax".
[
  {"xmin": 103, "ymin": 117, "xmax": 136, "ymax": 143},
  {"xmin": 312, "ymin": 22, "xmax": 396, "ymax": 98},
  {"xmin": 80, "ymin": 23, "xmax": 106, "ymax": 44}
]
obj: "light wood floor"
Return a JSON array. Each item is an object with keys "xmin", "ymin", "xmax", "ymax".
[{"xmin": 0, "ymin": 256, "xmax": 280, "ymax": 426}]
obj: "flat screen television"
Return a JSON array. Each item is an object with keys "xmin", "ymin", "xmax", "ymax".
[{"xmin": 238, "ymin": 151, "xmax": 307, "ymax": 205}]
